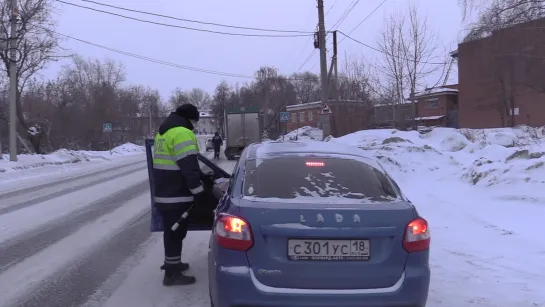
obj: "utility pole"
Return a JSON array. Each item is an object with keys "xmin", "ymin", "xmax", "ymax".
[
  {"xmin": 317, "ymin": 0, "xmax": 328, "ymax": 105},
  {"xmin": 330, "ymin": 30, "xmax": 339, "ymax": 136},
  {"xmin": 148, "ymin": 104, "xmax": 152, "ymax": 138},
  {"xmin": 411, "ymin": 88, "xmax": 417, "ymax": 130},
  {"xmin": 332, "ymin": 31, "xmax": 339, "ymax": 104},
  {"xmin": 8, "ymin": 0, "xmax": 18, "ymax": 161},
  {"xmin": 264, "ymin": 79, "xmax": 269, "ymax": 133}
]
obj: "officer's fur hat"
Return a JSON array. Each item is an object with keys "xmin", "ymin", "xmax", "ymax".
[{"xmin": 175, "ymin": 104, "xmax": 200, "ymax": 121}]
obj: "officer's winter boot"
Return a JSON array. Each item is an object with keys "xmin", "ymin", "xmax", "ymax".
[{"xmin": 161, "ymin": 263, "xmax": 196, "ymax": 286}]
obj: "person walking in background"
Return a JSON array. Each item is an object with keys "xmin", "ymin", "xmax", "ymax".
[{"xmin": 212, "ymin": 131, "xmax": 223, "ymax": 159}]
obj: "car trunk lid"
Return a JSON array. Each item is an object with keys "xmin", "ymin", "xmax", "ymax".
[{"xmin": 239, "ymin": 199, "xmax": 414, "ymax": 290}]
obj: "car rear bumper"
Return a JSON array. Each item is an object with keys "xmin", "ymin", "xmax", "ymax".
[{"xmin": 212, "ymin": 265, "xmax": 430, "ymax": 307}]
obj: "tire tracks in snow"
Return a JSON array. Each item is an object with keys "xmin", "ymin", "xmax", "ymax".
[
  {"xmin": 0, "ymin": 162, "xmax": 146, "ymax": 216},
  {"xmin": 0, "ymin": 180, "xmax": 148, "ymax": 273},
  {"xmin": 0, "ymin": 190, "xmax": 152, "ymax": 307},
  {"xmin": 0, "ymin": 159, "xmax": 143, "ymax": 198},
  {"xmin": 13, "ymin": 211, "xmax": 154, "ymax": 307}
]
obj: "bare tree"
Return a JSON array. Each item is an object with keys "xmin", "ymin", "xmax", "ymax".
[
  {"xmin": 211, "ymin": 80, "xmax": 231, "ymax": 132},
  {"xmin": 376, "ymin": 12, "xmax": 406, "ymax": 108},
  {"xmin": 0, "ymin": 0, "xmax": 63, "ymax": 151},
  {"xmin": 460, "ymin": 0, "xmax": 545, "ymax": 42},
  {"xmin": 187, "ymin": 87, "xmax": 212, "ymax": 110},
  {"xmin": 401, "ymin": 2, "xmax": 443, "ymax": 125},
  {"xmin": 168, "ymin": 87, "xmax": 189, "ymax": 109},
  {"xmin": 290, "ymin": 72, "xmax": 320, "ymax": 104},
  {"xmin": 375, "ymin": 2, "xmax": 444, "ymax": 128}
]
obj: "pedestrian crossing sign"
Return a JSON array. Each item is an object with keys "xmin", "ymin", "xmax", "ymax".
[{"xmin": 103, "ymin": 123, "xmax": 113, "ymax": 133}]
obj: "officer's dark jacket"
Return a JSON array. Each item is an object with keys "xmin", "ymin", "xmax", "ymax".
[
  {"xmin": 152, "ymin": 113, "xmax": 203, "ymax": 208},
  {"xmin": 212, "ymin": 136, "xmax": 223, "ymax": 147}
]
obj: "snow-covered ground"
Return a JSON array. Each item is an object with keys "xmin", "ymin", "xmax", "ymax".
[
  {"xmin": 0, "ymin": 143, "xmax": 147, "ymax": 191},
  {"xmin": 327, "ymin": 126, "xmax": 545, "ymax": 306},
  {"xmin": 0, "ymin": 137, "xmax": 210, "ymax": 192},
  {"xmin": 93, "ymin": 126, "xmax": 544, "ymax": 307},
  {"xmin": 0, "ymin": 128, "xmax": 543, "ymax": 307},
  {"xmin": 278, "ymin": 125, "xmax": 324, "ymax": 141},
  {"xmin": 0, "ymin": 143, "xmax": 145, "ymax": 173}
]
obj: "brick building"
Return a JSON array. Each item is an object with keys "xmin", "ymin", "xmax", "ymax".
[
  {"xmin": 285, "ymin": 100, "xmax": 373, "ymax": 137},
  {"xmin": 454, "ymin": 17, "xmax": 545, "ymax": 128},
  {"xmin": 412, "ymin": 85, "xmax": 459, "ymax": 128},
  {"xmin": 194, "ymin": 111, "xmax": 218, "ymax": 135},
  {"xmin": 373, "ymin": 103, "xmax": 413, "ymax": 128}
]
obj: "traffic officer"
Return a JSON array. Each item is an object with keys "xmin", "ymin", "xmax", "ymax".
[{"xmin": 152, "ymin": 103, "xmax": 205, "ymax": 286}]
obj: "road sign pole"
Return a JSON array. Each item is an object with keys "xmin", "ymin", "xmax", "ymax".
[{"xmin": 103, "ymin": 123, "xmax": 113, "ymax": 153}]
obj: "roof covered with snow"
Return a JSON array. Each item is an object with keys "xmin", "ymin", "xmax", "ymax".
[
  {"xmin": 410, "ymin": 87, "xmax": 459, "ymax": 100},
  {"xmin": 415, "ymin": 115, "xmax": 445, "ymax": 121},
  {"xmin": 199, "ymin": 111, "xmax": 214, "ymax": 118},
  {"xmin": 286, "ymin": 100, "xmax": 365, "ymax": 111}
]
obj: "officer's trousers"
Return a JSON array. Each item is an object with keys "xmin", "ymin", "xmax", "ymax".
[{"xmin": 158, "ymin": 206, "xmax": 190, "ymax": 265}]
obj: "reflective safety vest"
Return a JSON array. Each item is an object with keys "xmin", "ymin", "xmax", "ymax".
[{"xmin": 152, "ymin": 126, "xmax": 204, "ymax": 207}]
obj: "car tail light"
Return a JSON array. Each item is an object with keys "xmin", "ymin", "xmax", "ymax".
[
  {"xmin": 403, "ymin": 217, "xmax": 430, "ymax": 253},
  {"xmin": 306, "ymin": 161, "xmax": 324, "ymax": 167},
  {"xmin": 215, "ymin": 214, "xmax": 253, "ymax": 251}
]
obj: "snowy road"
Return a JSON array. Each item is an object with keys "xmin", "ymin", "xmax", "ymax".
[
  {"xmin": 0, "ymin": 146, "xmax": 236, "ymax": 307},
  {"xmin": 1, "ymin": 133, "xmax": 543, "ymax": 306}
]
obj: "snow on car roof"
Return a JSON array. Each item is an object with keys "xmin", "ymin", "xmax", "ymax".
[{"xmin": 250, "ymin": 140, "xmax": 383, "ymax": 170}]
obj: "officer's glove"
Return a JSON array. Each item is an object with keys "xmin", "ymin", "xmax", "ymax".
[{"xmin": 193, "ymin": 190, "xmax": 208, "ymax": 205}]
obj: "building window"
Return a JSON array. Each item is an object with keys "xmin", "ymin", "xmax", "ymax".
[
  {"xmin": 308, "ymin": 111, "xmax": 313, "ymax": 121},
  {"xmin": 509, "ymin": 108, "xmax": 520, "ymax": 116},
  {"xmin": 292, "ymin": 113, "xmax": 297, "ymax": 123},
  {"xmin": 425, "ymin": 98, "xmax": 439, "ymax": 109},
  {"xmin": 299, "ymin": 112, "xmax": 305, "ymax": 122}
]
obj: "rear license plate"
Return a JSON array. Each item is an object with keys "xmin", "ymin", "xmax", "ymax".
[{"xmin": 287, "ymin": 239, "xmax": 370, "ymax": 261}]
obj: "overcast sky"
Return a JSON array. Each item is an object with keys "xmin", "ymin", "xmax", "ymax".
[{"xmin": 44, "ymin": 0, "xmax": 476, "ymax": 98}]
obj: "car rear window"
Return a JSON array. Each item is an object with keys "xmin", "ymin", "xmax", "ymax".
[{"xmin": 243, "ymin": 157, "xmax": 399, "ymax": 201}]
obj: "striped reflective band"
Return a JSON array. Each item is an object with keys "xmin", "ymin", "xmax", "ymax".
[
  {"xmin": 164, "ymin": 256, "xmax": 181, "ymax": 264},
  {"xmin": 153, "ymin": 154, "xmax": 172, "ymax": 160},
  {"xmin": 153, "ymin": 163, "xmax": 179, "ymax": 170},
  {"xmin": 173, "ymin": 140, "xmax": 196, "ymax": 152},
  {"xmin": 190, "ymin": 185, "xmax": 204, "ymax": 194},
  {"xmin": 154, "ymin": 196, "xmax": 194, "ymax": 203},
  {"xmin": 173, "ymin": 149, "xmax": 198, "ymax": 161}
]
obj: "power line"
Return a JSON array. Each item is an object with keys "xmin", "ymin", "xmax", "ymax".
[
  {"xmin": 40, "ymin": 26, "xmax": 253, "ymax": 78},
  {"xmin": 330, "ymin": 0, "xmax": 360, "ymax": 30},
  {"xmin": 338, "ymin": 31, "xmax": 448, "ymax": 65},
  {"xmin": 79, "ymin": 0, "xmax": 313, "ymax": 34},
  {"xmin": 296, "ymin": 50, "xmax": 317, "ymax": 73},
  {"xmin": 56, "ymin": 0, "xmax": 312, "ymax": 38},
  {"xmin": 344, "ymin": 0, "xmax": 387, "ymax": 38},
  {"xmin": 296, "ymin": 32, "xmax": 332, "ymax": 73},
  {"xmin": 289, "ymin": 1, "xmax": 337, "ymax": 73},
  {"xmin": 305, "ymin": 0, "xmax": 387, "ymax": 73},
  {"xmin": 37, "ymin": 26, "xmax": 322, "ymax": 81},
  {"xmin": 337, "ymin": 0, "xmax": 387, "ymax": 46},
  {"xmin": 300, "ymin": 0, "xmax": 361, "ymax": 71}
]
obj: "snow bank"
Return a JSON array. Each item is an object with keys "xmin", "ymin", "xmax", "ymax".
[
  {"xmin": 0, "ymin": 143, "xmax": 145, "ymax": 173},
  {"xmin": 278, "ymin": 126, "xmax": 323, "ymax": 141},
  {"xmin": 329, "ymin": 126, "xmax": 545, "ymax": 187}
]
